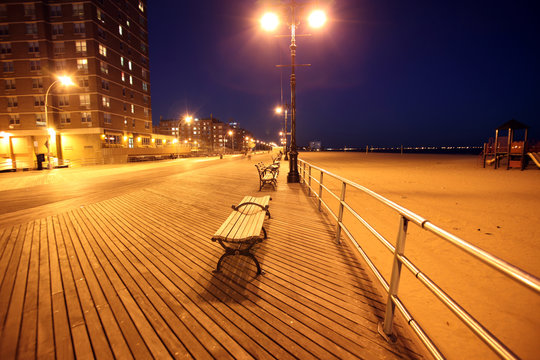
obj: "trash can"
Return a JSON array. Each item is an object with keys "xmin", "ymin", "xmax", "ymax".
[{"xmin": 36, "ymin": 153, "xmax": 45, "ymax": 170}]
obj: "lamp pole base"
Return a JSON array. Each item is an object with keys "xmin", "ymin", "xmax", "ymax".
[{"xmin": 287, "ymin": 151, "xmax": 300, "ymax": 183}]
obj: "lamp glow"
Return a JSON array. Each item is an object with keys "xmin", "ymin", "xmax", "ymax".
[
  {"xmin": 275, "ymin": 106, "xmax": 283, "ymax": 114},
  {"xmin": 308, "ymin": 10, "xmax": 326, "ymax": 28},
  {"xmin": 261, "ymin": 12, "xmax": 279, "ymax": 31},
  {"xmin": 58, "ymin": 75, "xmax": 74, "ymax": 86}
]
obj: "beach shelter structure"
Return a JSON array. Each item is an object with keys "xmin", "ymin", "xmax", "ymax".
[{"xmin": 483, "ymin": 119, "xmax": 529, "ymax": 170}]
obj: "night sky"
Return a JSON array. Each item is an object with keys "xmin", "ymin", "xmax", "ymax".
[{"xmin": 148, "ymin": 0, "xmax": 539, "ymax": 148}]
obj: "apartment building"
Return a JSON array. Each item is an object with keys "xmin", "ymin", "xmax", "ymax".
[{"xmin": 0, "ymin": 0, "xmax": 184, "ymax": 167}]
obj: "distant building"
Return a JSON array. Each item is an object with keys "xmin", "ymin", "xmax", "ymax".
[
  {"xmin": 309, "ymin": 141, "xmax": 322, "ymax": 151},
  {"xmin": 0, "ymin": 0, "xmax": 181, "ymax": 167}
]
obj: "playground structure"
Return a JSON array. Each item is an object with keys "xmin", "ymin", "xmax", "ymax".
[{"xmin": 483, "ymin": 119, "xmax": 539, "ymax": 170}]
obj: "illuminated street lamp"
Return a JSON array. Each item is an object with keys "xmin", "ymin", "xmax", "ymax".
[
  {"xmin": 45, "ymin": 75, "xmax": 74, "ymax": 170},
  {"xmin": 228, "ymin": 130, "xmax": 234, "ymax": 153},
  {"xmin": 262, "ymin": 2, "xmax": 327, "ymax": 182},
  {"xmin": 275, "ymin": 104, "xmax": 290, "ymax": 160}
]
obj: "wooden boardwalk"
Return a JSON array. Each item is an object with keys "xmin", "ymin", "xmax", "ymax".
[{"xmin": 0, "ymin": 156, "xmax": 425, "ymax": 359}]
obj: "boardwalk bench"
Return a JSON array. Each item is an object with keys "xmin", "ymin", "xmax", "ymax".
[
  {"xmin": 255, "ymin": 163, "xmax": 278, "ymax": 191},
  {"xmin": 212, "ymin": 195, "xmax": 271, "ymax": 275}
]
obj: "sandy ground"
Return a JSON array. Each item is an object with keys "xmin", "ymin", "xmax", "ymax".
[{"xmin": 298, "ymin": 152, "xmax": 540, "ymax": 360}]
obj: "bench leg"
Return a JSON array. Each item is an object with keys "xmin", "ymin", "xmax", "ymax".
[
  {"xmin": 246, "ymin": 252, "xmax": 263, "ymax": 275},
  {"xmin": 262, "ymin": 226, "xmax": 267, "ymax": 239}
]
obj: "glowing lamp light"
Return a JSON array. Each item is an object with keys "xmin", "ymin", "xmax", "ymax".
[
  {"xmin": 173, "ymin": 139, "xmax": 178, "ymax": 144},
  {"xmin": 151, "ymin": 138, "xmax": 155, "ymax": 143},
  {"xmin": 184, "ymin": 115, "xmax": 193, "ymax": 123},
  {"xmin": 228, "ymin": 130, "xmax": 233, "ymax": 136},
  {"xmin": 275, "ymin": 106, "xmax": 283, "ymax": 114},
  {"xmin": 58, "ymin": 75, "xmax": 74, "ymax": 86},
  {"xmin": 261, "ymin": 12, "xmax": 279, "ymax": 31},
  {"xmin": 123, "ymin": 136, "xmax": 128, "ymax": 141},
  {"xmin": 137, "ymin": 137, "xmax": 141, "ymax": 142},
  {"xmin": 308, "ymin": 10, "xmax": 326, "ymax": 28}
]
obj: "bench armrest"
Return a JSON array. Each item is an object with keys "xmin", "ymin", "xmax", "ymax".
[{"xmin": 232, "ymin": 202, "xmax": 271, "ymax": 218}]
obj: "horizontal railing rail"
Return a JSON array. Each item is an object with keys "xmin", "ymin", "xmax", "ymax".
[{"xmin": 298, "ymin": 158, "xmax": 540, "ymax": 360}]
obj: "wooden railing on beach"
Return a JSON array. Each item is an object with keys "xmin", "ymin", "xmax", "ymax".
[{"xmin": 298, "ymin": 158, "xmax": 540, "ymax": 360}]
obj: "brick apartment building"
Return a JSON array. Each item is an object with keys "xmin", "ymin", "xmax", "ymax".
[
  {"xmin": 0, "ymin": 0, "xmax": 186, "ymax": 168},
  {"xmin": 154, "ymin": 116, "xmax": 255, "ymax": 153}
]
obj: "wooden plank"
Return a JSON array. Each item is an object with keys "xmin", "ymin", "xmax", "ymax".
[
  {"xmin": 64, "ymin": 210, "xmax": 133, "ymax": 359},
  {"xmin": 48, "ymin": 216, "xmax": 75, "ymax": 359},
  {"xmin": 18, "ymin": 220, "xmax": 40, "ymax": 358},
  {"xmin": 0, "ymin": 222, "xmax": 32, "ymax": 359},
  {"xmin": 36, "ymin": 218, "xmax": 55, "ymax": 359}
]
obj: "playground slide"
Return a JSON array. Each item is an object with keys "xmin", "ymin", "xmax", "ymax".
[
  {"xmin": 485, "ymin": 154, "xmax": 505, "ymax": 165},
  {"xmin": 527, "ymin": 152, "xmax": 540, "ymax": 168}
]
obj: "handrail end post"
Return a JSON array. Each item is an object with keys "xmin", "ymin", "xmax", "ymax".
[{"xmin": 378, "ymin": 321, "xmax": 397, "ymax": 343}]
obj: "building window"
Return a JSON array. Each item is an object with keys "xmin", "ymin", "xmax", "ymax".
[
  {"xmin": 101, "ymin": 80, "xmax": 109, "ymax": 90},
  {"xmin": 129, "ymin": 75, "xmax": 133, "ymax": 85},
  {"xmin": 60, "ymin": 113, "xmax": 71, "ymax": 124},
  {"xmin": 142, "ymin": 82, "xmax": 148, "ymax": 92},
  {"xmin": 121, "ymin": 72, "xmax": 125, "ymax": 82},
  {"xmin": 132, "ymin": 118, "xmax": 136, "ymax": 127},
  {"xmin": 26, "ymin": 23, "xmax": 38, "ymax": 35},
  {"xmin": 78, "ymin": 77, "xmax": 89, "ymax": 88},
  {"xmin": 81, "ymin": 112, "xmax": 91, "ymax": 123},
  {"xmin": 0, "ymin": 25, "xmax": 9, "ymax": 36},
  {"xmin": 123, "ymin": 103, "xmax": 127, "ymax": 111},
  {"xmin": 34, "ymin": 96, "xmax": 45, "ymax": 106},
  {"xmin": 28, "ymin": 41, "xmax": 39, "ymax": 53},
  {"xmin": 97, "ymin": 9, "xmax": 104, "ymax": 22},
  {"xmin": 52, "ymin": 24, "xmax": 63, "ymax": 35},
  {"xmin": 25, "ymin": 4, "xmax": 36, "ymax": 16},
  {"xmin": 139, "ymin": 1, "xmax": 144, "ymax": 12},
  {"xmin": 118, "ymin": 25, "xmax": 123, "ymax": 35},
  {"xmin": 75, "ymin": 40, "xmax": 86, "ymax": 53},
  {"xmin": 144, "ymin": 108, "xmax": 149, "ymax": 117},
  {"xmin": 74, "ymin": 23, "xmax": 85, "ymax": 34},
  {"xmin": 104, "ymin": 113, "xmax": 111, "ymax": 124},
  {"xmin": 79, "ymin": 94, "xmax": 90, "ymax": 106},
  {"xmin": 140, "ymin": 43, "xmax": 147, "ymax": 53},
  {"xmin": 142, "ymin": 69, "xmax": 148, "ymax": 79},
  {"xmin": 7, "ymin": 97, "xmax": 17, "ymax": 107},
  {"xmin": 97, "ymin": 27, "xmax": 105, "ymax": 39},
  {"xmin": 30, "ymin": 60, "xmax": 41, "ymax": 71},
  {"xmin": 143, "ymin": 95, "xmax": 149, "ymax": 104},
  {"xmin": 99, "ymin": 44, "xmax": 107, "ymax": 57},
  {"xmin": 122, "ymin": 88, "xmax": 126, "ymax": 96},
  {"xmin": 54, "ymin": 42, "xmax": 64, "ymax": 54},
  {"xmin": 36, "ymin": 113, "xmax": 45, "ymax": 126},
  {"xmin": 32, "ymin": 78, "xmax": 43, "ymax": 89},
  {"xmin": 3, "ymin": 61, "xmax": 14, "ymax": 72},
  {"xmin": 9, "ymin": 115, "xmax": 20, "ymax": 125},
  {"xmin": 50, "ymin": 5, "xmax": 62, "ymax": 17},
  {"xmin": 102, "ymin": 96, "xmax": 110, "ymax": 108},
  {"xmin": 58, "ymin": 96, "xmax": 69, "ymax": 106},
  {"xmin": 73, "ymin": 4, "xmax": 84, "ymax": 17},
  {"xmin": 100, "ymin": 61, "xmax": 108, "ymax": 74},
  {"xmin": 0, "ymin": 43, "xmax": 11, "ymax": 54},
  {"xmin": 120, "ymin": 56, "xmax": 124, "ymax": 66},
  {"xmin": 131, "ymin": 104, "xmax": 135, "ymax": 113},
  {"xmin": 55, "ymin": 60, "xmax": 66, "ymax": 71},
  {"xmin": 128, "ymin": 61, "xmax": 132, "ymax": 70},
  {"xmin": 5, "ymin": 79, "xmax": 15, "ymax": 90},
  {"xmin": 77, "ymin": 58, "xmax": 88, "ymax": 70}
]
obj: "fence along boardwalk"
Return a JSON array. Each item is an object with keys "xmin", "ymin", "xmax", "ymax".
[{"xmin": 0, "ymin": 157, "xmax": 424, "ymax": 359}]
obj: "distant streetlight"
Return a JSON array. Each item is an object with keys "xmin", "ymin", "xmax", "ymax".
[
  {"xmin": 275, "ymin": 104, "xmax": 290, "ymax": 160},
  {"xmin": 228, "ymin": 130, "xmax": 234, "ymax": 153},
  {"xmin": 45, "ymin": 75, "xmax": 74, "ymax": 169},
  {"xmin": 262, "ymin": 2, "xmax": 327, "ymax": 182}
]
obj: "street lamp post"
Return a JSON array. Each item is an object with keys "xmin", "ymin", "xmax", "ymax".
[
  {"xmin": 44, "ymin": 76, "xmax": 74, "ymax": 170},
  {"xmin": 228, "ymin": 130, "xmax": 234, "ymax": 154},
  {"xmin": 262, "ymin": 1, "xmax": 326, "ymax": 183},
  {"xmin": 275, "ymin": 104, "xmax": 289, "ymax": 160}
]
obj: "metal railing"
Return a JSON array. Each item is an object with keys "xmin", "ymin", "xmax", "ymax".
[{"xmin": 298, "ymin": 158, "xmax": 540, "ymax": 360}]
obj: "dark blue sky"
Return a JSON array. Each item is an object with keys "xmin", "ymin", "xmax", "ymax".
[{"xmin": 148, "ymin": 0, "xmax": 539, "ymax": 147}]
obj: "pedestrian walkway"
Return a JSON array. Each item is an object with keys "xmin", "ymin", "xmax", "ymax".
[{"xmin": 0, "ymin": 155, "xmax": 425, "ymax": 359}]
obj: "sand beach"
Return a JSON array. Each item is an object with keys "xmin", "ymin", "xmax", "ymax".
[{"xmin": 298, "ymin": 151, "xmax": 540, "ymax": 359}]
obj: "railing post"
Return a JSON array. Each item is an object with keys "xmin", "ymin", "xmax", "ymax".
[
  {"xmin": 318, "ymin": 171, "xmax": 324, "ymax": 211},
  {"xmin": 380, "ymin": 215, "xmax": 409, "ymax": 341},
  {"xmin": 302, "ymin": 162, "xmax": 306, "ymax": 183},
  {"xmin": 308, "ymin": 166, "xmax": 312, "ymax": 196},
  {"xmin": 336, "ymin": 182, "xmax": 346, "ymax": 244}
]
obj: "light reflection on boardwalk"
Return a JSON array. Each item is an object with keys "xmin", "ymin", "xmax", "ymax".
[{"xmin": 0, "ymin": 155, "xmax": 424, "ymax": 359}]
